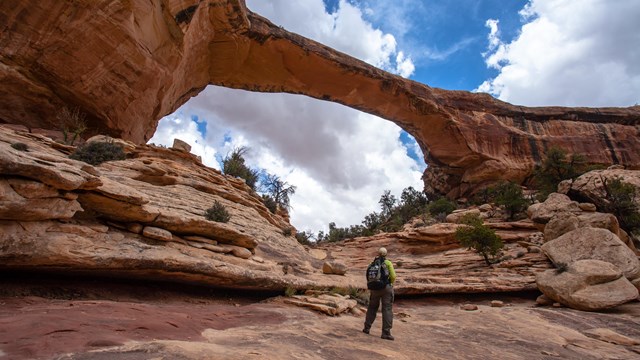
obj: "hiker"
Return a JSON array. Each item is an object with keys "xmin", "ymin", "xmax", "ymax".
[{"xmin": 363, "ymin": 247, "xmax": 397, "ymax": 340}]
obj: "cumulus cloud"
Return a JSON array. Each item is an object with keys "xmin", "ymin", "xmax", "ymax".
[
  {"xmin": 477, "ymin": 0, "xmax": 640, "ymax": 107},
  {"xmin": 250, "ymin": 0, "xmax": 414, "ymax": 77},
  {"xmin": 149, "ymin": 114, "xmax": 219, "ymax": 169},
  {"xmin": 151, "ymin": 0, "xmax": 424, "ymax": 233}
]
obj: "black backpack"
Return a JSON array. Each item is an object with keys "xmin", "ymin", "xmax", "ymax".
[{"xmin": 366, "ymin": 257, "xmax": 389, "ymax": 290}]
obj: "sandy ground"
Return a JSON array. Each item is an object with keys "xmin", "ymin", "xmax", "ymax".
[{"xmin": 1, "ymin": 273, "xmax": 639, "ymax": 360}]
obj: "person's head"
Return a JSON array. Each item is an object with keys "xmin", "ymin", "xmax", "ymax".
[{"xmin": 378, "ymin": 247, "xmax": 387, "ymax": 257}]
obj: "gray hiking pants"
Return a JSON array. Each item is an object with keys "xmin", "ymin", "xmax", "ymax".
[{"xmin": 364, "ymin": 285, "xmax": 394, "ymax": 335}]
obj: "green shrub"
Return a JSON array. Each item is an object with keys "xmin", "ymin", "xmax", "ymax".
[
  {"xmin": 222, "ymin": 147, "xmax": 260, "ymax": 190},
  {"xmin": 532, "ymin": 147, "xmax": 590, "ymax": 201},
  {"xmin": 295, "ymin": 231, "xmax": 314, "ymax": 245},
  {"xmin": 204, "ymin": 200, "xmax": 231, "ymax": 223},
  {"xmin": 455, "ymin": 213, "xmax": 503, "ymax": 266},
  {"xmin": 11, "ymin": 142, "xmax": 28, "ymax": 151},
  {"xmin": 602, "ymin": 176, "xmax": 640, "ymax": 233},
  {"xmin": 472, "ymin": 186, "xmax": 497, "ymax": 205},
  {"xmin": 493, "ymin": 181, "xmax": 529, "ymax": 220},
  {"xmin": 69, "ymin": 141, "xmax": 125, "ymax": 165},
  {"xmin": 428, "ymin": 198, "xmax": 456, "ymax": 218},
  {"xmin": 282, "ymin": 227, "xmax": 293, "ymax": 237}
]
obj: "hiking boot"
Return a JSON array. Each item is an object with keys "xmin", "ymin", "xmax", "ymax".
[
  {"xmin": 362, "ymin": 328, "xmax": 370, "ymax": 334},
  {"xmin": 381, "ymin": 334, "xmax": 394, "ymax": 341}
]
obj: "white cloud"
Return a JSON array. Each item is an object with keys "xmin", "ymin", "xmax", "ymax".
[
  {"xmin": 477, "ymin": 0, "xmax": 640, "ymax": 107},
  {"xmin": 148, "ymin": 114, "xmax": 220, "ymax": 169},
  {"xmin": 423, "ymin": 37, "xmax": 476, "ymax": 62},
  {"xmin": 152, "ymin": 0, "xmax": 424, "ymax": 233},
  {"xmin": 248, "ymin": 0, "xmax": 414, "ymax": 78}
]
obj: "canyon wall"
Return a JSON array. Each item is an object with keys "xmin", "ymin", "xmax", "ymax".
[{"xmin": 1, "ymin": 0, "xmax": 639, "ymax": 197}]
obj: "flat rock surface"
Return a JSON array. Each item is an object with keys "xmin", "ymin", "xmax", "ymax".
[{"xmin": 1, "ymin": 276, "xmax": 640, "ymax": 360}]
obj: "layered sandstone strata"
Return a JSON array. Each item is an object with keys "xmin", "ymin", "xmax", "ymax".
[
  {"xmin": 0, "ymin": 125, "xmax": 549, "ymax": 293},
  {"xmin": 1, "ymin": 0, "xmax": 638, "ymax": 197}
]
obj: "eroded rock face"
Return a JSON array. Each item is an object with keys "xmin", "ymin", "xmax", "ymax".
[
  {"xmin": 0, "ymin": 125, "xmax": 363, "ymax": 292},
  {"xmin": 1, "ymin": 1, "xmax": 639, "ymax": 197},
  {"xmin": 0, "ymin": 125, "xmax": 553, "ymax": 295}
]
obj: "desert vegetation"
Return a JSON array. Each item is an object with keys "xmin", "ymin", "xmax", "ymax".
[
  {"xmin": 69, "ymin": 141, "xmax": 125, "ymax": 165},
  {"xmin": 221, "ymin": 147, "xmax": 296, "ymax": 214},
  {"xmin": 222, "ymin": 147, "xmax": 260, "ymax": 190},
  {"xmin": 454, "ymin": 213, "xmax": 504, "ymax": 265},
  {"xmin": 56, "ymin": 106, "xmax": 87, "ymax": 146},
  {"xmin": 601, "ymin": 176, "xmax": 640, "ymax": 235},
  {"xmin": 204, "ymin": 200, "xmax": 231, "ymax": 223},
  {"xmin": 472, "ymin": 181, "xmax": 530, "ymax": 220},
  {"xmin": 531, "ymin": 146, "xmax": 591, "ymax": 201},
  {"xmin": 312, "ymin": 186, "xmax": 452, "ymax": 244}
]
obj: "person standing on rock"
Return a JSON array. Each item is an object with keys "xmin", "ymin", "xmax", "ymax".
[{"xmin": 363, "ymin": 247, "xmax": 397, "ymax": 340}]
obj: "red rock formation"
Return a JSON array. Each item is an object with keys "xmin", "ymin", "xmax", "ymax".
[
  {"xmin": 1, "ymin": 0, "xmax": 639, "ymax": 197},
  {"xmin": 0, "ymin": 125, "xmax": 550, "ymax": 294}
]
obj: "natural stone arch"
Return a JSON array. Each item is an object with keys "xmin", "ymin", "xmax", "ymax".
[{"xmin": 1, "ymin": 0, "xmax": 639, "ymax": 197}]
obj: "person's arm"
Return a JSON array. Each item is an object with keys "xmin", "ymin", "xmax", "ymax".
[{"xmin": 385, "ymin": 259, "xmax": 397, "ymax": 284}]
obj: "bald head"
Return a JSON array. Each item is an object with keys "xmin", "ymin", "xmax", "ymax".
[{"xmin": 378, "ymin": 247, "xmax": 387, "ymax": 257}]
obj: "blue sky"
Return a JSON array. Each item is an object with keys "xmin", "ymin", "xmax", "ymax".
[
  {"xmin": 151, "ymin": 0, "xmax": 640, "ymax": 233},
  {"xmin": 347, "ymin": 0, "xmax": 529, "ymax": 90}
]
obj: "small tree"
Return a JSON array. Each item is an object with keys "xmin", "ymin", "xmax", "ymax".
[
  {"xmin": 455, "ymin": 213, "xmax": 503, "ymax": 266},
  {"xmin": 204, "ymin": 200, "xmax": 231, "ymax": 222},
  {"xmin": 295, "ymin": 231, "xmax": 315, "ymax": 245},
  {"xmin": 378, "ymin": 190, "xmax": 397, "ymax": 218},
  {"xmin": 56, "ymin": 106, "xmax": 87, "ymax": 145},
  {"xmin": 532, "ymin": 147, "xmax": 589, "ymax": 200},
  {"xmin": 222, "ymin": 147, "xmax": 260, "ymax": 190},
  {"xmin": 261, "ymin": 194, "xmax": 278, "ymax": 214},
  {"xmin": 602, "ymin": 176, "xmax": 640, "ymax": 233},
  {"xmin": 493, "ymin": 181, "xmax": 529, "ymax": 220},
  {"xmin": 261, "ymin": 173, "xmax": 296, "ymax": 211}
]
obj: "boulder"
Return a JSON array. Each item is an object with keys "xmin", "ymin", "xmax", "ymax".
[
  {"xmin": 322, "ymin": 261, "xmax": 347, "ymax": 276},
  {"xmin": 85, "ymin": 135, "xmax": 136, "ymax": 152},
  {"xmin": 535, "ymin": 294, "xmax": 554, "ymax": 306},
  {"xmin": 541, "ymin": 227, "xmax": 640, "ymax": 280},
  {"xmin": 568, "ymin": 168, "xmax": 640, "ymax": 210},
  {"xmin": 446, "ymin": 209, "xmax": 482, "ymax": 223},
  {"xmin": 536, "ymin": 259, "xmax": 639, "ymax": 311},
  {"xmin": 142, "ymin": 226, "xmax": 173, "ymax": 242},
  {"xmin": 308, "ymin": 249, "xmax": 327, "ymax": 260},
  {"xmin": 171, "ymin": 139, "xmax": 191, "ymax": 153},
  {"xmin": 527, "ymin": 193, "xmax": 581, "ymax": 225},
  {"xmin": 544, "ymin": 211, "xmax": 621, "ymax": 242},
  {"xmin": 230, "ymin": 246, "xmax": 252, "ymax": 259},
  {"xmin": 543, "ymin": 212, "xmax": 579, "ymax": 242}
]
